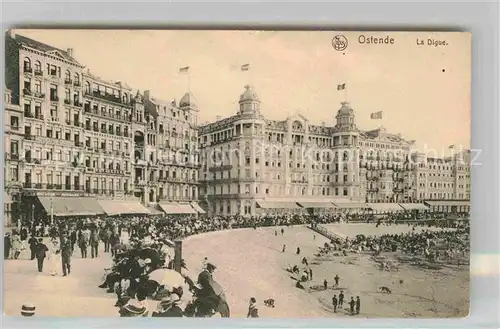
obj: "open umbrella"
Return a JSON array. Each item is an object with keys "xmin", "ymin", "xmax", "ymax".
[{"xmin": 148, "ymin": 269, "xmax": 185, "ymax": 289}]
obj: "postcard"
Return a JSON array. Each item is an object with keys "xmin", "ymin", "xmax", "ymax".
[{"xmin": 4, "ymin": 29, "xmax": 470, "ymax": 318}]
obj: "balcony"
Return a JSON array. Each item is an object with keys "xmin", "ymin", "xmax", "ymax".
[
  {"xmin": 24, "ymin": 67, "xmax": 33, "ymax": 73},
  {"xmin": 64, "ymin": 79, "xmax": 73, "ymax": 85},
  {"xmin": 74, "ymin": 81, "xmax": 81, "ymax": 87},
  {"xmin": 73, "ymin": 100, "xmax": 83, "ymax": 107},
  {"xmin": 50, "ymin": 95, "xmax": 59, "ymax": 102},
  {"xmin": 64, "ymin": 99, "xmax": 71, "ymax": 105},
  {"xmin": 134, "ymin": 180, "xmax": 147, "ymax": 186},
  {"xmin": 34, "ymin": 92, "xmax": 45, "ymax": 99},
  {"xmin": 34, "ymin": 70, "xmax": 43, "ymax": 77},
  {"xmin": 24, "ymin": 134, "xmax": 74, "ymax": 147},
  {"xmin": 23, "ymin": 89, "xmax": 33, "ymax": 97},
  {"xmin": 5, "ymin": 153, "xmax": 19, "ymax": 161},
  {"xmin": 74, "ymin": 141, "xmax": 84, "ymax": 147},
  {"xmin": 73, "ymin": 121, "xmax": 82, "ymax": 128},
  {"xmin": 84, "ymin": 90, "xmax": 132, "ymax": 107}
]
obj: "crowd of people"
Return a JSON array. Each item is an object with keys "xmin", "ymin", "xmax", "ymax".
[{"xmin": 5, "ymin": 209, "xmax": 469, "ymax": 317}]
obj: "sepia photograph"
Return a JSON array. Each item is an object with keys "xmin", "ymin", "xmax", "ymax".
[{"xmin": 3, "ymin": 29, "xmax": 471, "ymax": 318}]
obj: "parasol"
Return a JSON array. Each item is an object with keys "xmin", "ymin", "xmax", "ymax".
[{"xmin": 148, "ymin": 269, "xmax": 185, "ymax": 288}]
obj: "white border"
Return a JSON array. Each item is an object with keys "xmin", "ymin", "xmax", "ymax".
[{"xmin": 1, "ymin": 1, "xmax": 499, "ymax": 328}]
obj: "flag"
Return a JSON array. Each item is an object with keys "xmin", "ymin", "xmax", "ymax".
[
  {"xmin": 179, "ymin": 66, "xmax": 189, "ymax": 73},
  {"xmin": 337, "ymin": 83, "xmax": 346, "ymax": 91},
  {"xmin": 241, "ymin": 64, "xmax": 250, "ymax": 71},
  {"xmin": 448, "ymin": 145, "xmax": 455, "ymax": 149},
  {"xmin": 370, "ymin": 111, "xmax": 383, "ymax": 119}
]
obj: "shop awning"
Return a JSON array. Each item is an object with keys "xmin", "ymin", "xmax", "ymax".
[
  {"xmin": 424, "ymin": 200, "xmax": 470, "ymax": 207},
  {"xmin": 147, "ymin": 206, "xmax": 164, "ymax": 215},
  {"xmin": 190, "ymin": 202, "xmax": 206, "ymax": 214},
  {"xmin": 159, "ymin": 202, "xmax": 196, "ymax": 214},
  {"xmin": 98, "ymin": 200, "xmax": 150, "ymax": 216},
  {"xmin": 367, "ymin": 203, "xmax": 404, "ymax": 212},
  {"xmin": 39, "ymin": 197, "xmax": 104, "ymax": 217},
  {"xmin": 398, "ymin": 203, "xmax": 429, "ymax": 211},
  {"xmin": 297, "ymin": 201, "xmax": 336, "ymax": 208},
  {"xmin": 4, "ymin": 192, "xmax": 12, "ymax": 204},
  {"xmin": 332, "ymin": 201, "xmax": 369, "ymax": 209},
  {"xmin": 177, "ymin": 203, "xmax": 197, "ymax": 214},
  {"xmin": 256, "ymin": 201, "xmax": 300, "ymax": 209}
]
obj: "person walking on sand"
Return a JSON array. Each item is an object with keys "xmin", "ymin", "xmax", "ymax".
[
  {"xmin": 61, "ymin": 236, "xmax": 72, "ymax": 276},
  {"xmin": 349, "ymin": 297, "xmax": 355, "ymax": 315},
  {"xmin": 35, "ymin": 238, "xmax": 48, "ymax": 273},
  {"xmin": 332, "ymin": 294, "xmax": 338, "ymax": 313},
  {"xmin": 323, "ymin": 279, "xmax": 328, "ymax": 290},
  {"xmin": 281, "ymin": 228, "xmax": 284, "ymax": 236},
  {"xmin": 296, "ymin": 247, "xmax": 301, "ymax": 255},
  {"xmin": 282, "ymin": 244, "xmax": 286, "ymax": 253},
  {"xmin": 334, "ymin": 274, "xmax": 340, "ymax": 287},
  {"xmin": 247, "ymin": 297, "xmax": 259, "ymax": 318},
  {"xmin": 338, "ymin": 291, "xmax": 344, "ymax": 308},
  {"xmin": 308, "ymin": 268, "xmax": 313, "ymax": 280},
  {"xmin": 355, "ymin": 296, "xmax": 360, "ymax": 315}
]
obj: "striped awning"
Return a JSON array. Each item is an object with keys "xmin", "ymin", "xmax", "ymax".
[
  {"xmin": 147, "ymin": 206, "xmax": 164, "ymax": 215},
  {"xmin": 425, "ymin": 200, "xmax": 470, "ymax": 207},
  {"xmin": 39, "ymin": 197, "xmax": 104, "ymax": 217},
  {"xmin": 398, "ymin": 203, "xmax": 429, "ymax": 211},
  {"xmin": 332, "ymin": 201, "xmax": 369, "ymax": 209},
  {"xmin": 190, "ymin": 202, "xmax": 206, "ymax": 214},
  {"xmin": 177, "ymin": 203, "xmax": 197, "ymax": 214},
  {"xmin": 297, "ymin": 202, "xmax": 336, "ymax": 208},
  {"xmin": 367, "ymin": 203, "xmax": 405, "ymax": 212},
  {"xmin": 256, "ymin": 201, "xmax": 300, "ymax": 209},
  {"xmin": 159, "ymin": 202, "xmax": 196, "ymax": 214},
  {"xmin": 98, "ymin": 200, "xmax": 150, "ymax": 216}
]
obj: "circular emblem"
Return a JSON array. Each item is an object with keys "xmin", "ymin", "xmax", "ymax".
[{"xmin": 332, "ymin": 35, "xmax": 348, "ymax": 51}]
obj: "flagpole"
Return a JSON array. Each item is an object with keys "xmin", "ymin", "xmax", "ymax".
[{"xmin": 187, "ymin": 70, "xmax": 191, "ymax": 94}]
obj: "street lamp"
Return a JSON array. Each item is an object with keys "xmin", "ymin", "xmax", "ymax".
[
  {"xmin": 31, "ymin": 204, "xmax": 34, "ymax": 222},
  {"xmin": 50, "ymin": 197, "xmax": 54, "ymax": 226}
]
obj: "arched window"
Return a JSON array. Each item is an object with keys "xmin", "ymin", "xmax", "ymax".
[
  {"xmin": 122, "ymin": 94, "xmax": 128, "ymax": 103},
  {"xmin": 73, "ymin": 73, "xmax": 80, "ymax": 85},
  {"xmin": 85, "ymin": 81, "xmax": 91, "ymax": 93},
  {"xmin": 65, "ymin": 70, "xmax": 71, "ymax": 82},
  {"xmin": 34, "ymin": 61, "xmax": 41, "ymax": 73},
  {"xmin": 23, "ymin": 57, "xmax": 31, "ymax": 71}
]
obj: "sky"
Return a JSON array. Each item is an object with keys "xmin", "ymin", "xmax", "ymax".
[{"xmin": 13, "ymin": 29, "xmax": 470, "ymax": 153}]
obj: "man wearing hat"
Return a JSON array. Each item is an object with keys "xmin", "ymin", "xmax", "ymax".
[
  {"xmin": 152, "ymin": 287, "xmax": 184, "ymax": 317},
  {"xmin": 21, "ymin": 303, "xmax": 36, "ymax": 316}
]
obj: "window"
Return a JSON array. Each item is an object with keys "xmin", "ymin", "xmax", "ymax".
[
  {"xmin": 65, "ymin": 70, "xmax": 71, "ymax": 82},
  {"xmin": 10, "ymin": 116, "xmax": 19, "ymax": 130},
  {"xmin": 23, "ymin": 57, "xmax": 31, "ymax": 71}
]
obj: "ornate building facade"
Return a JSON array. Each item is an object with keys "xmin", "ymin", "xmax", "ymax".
[
  {"xmin": 198, "ymin": 85, "xmax": 470, "ymax": 216},
  {"xmin": 4, "ymin": 31, "xmax": 201, "ymax": 222}
]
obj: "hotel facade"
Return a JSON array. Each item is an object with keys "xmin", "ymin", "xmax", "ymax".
[
  {"xmin": 3, "ymin": 31, "xmax": 469, "ymax": 222},
  {"xmin": 4, "ymin": 31, "xmax": 201, "ymax": 224},
  {"xmin": 197, "ymin": 85, "xmax": 471, "ymax": 216}
]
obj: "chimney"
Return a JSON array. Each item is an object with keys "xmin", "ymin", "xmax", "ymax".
[
  {"xmin": 7, "ymin": 29, "xmax": 16, "ymax": 39},
  {"xmin": 66, "ymin": 48, "xmax": 74, "ymax": 57},
  {"xmin": 321, "ymin": 121, "xmax": 325, "ymax": 127},
  {"xmin": 143, "ymin": 90, "xmax": 150, "ymax": 100},
  {"xmin": 216, "ymin": 115, "xmax": 222, "ymax": 121}
]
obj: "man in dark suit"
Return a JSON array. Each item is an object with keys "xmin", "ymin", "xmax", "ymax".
[
  {"xmin": 35, "ymin": 238, "xmax": 48, "ymax": 272},
  {"xmin": 28, "ymin": 235, "xmax": 39, "ymax": 260},
  {"xmin": 61, "ymin": 237, "xmax": 72, "ymax": 276}
]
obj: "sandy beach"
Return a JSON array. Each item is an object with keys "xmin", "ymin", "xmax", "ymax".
[{"xmin": 181, "ymin": 224, "xmax": 469, "ymax": 318}]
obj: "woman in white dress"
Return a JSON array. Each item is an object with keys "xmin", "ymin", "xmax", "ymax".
[{"xmin": 49, "ymin": 238, "xmax": 61, "ymax": 276}]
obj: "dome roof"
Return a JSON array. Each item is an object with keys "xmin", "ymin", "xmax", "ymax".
[
  {"xmin": 179, "ymin": 92, "xmax": 197, "ymax": 109},
  {"xmin": 337, "ymin": 101, "xmax": 354, "ymax": 116},
  {"xmin": 239, "ymin": 85, "xmax": 260, "ymax": 103}
]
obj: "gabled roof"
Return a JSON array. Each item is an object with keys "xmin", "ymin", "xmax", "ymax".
[{"xmin": 14, "ymin": 34, "xmax": 82, "ymax": 66}]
